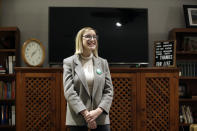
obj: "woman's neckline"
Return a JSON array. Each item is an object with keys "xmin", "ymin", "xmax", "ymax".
[{"xmin": 80, "ymin": 53, "xmax": 93, "ymax": 60}]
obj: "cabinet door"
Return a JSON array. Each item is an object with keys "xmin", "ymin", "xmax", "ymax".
[
  {"xmin": 139, "ymin": 73, "xmax": 179, "ymax": 131},
  {"xmin": 110, "ymin": 73, "xmax": 137, "ymax": 130},
  {"xmin": 16, "ymin": 72, "xmax": 61, "ymax": 131}
]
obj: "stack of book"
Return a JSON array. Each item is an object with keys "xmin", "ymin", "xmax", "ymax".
[
  {"xmin": 0, "ymin": 65, "xmax": 6, "ymax": 74},
  {"xmin": 180, "ymin": 105, "xmax": 194, "ymax": 124}
]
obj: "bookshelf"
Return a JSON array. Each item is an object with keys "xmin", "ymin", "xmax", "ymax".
[
  {"xmin": 169, "ymin": 28, "xmax": 197, "ymax": 131},
  {"xmin": 0, "ymin": 27, "xmax": 19, "ymax": 130}
]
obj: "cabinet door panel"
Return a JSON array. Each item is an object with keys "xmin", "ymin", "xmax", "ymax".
[
  {"xmin": 16, "ymin": 72, "xmax": 60, "ymax": 131},
  {"xmin": 140, "ymin": 73, "xmax": 178, "ymax": 131},
  {"xmin": 110, "ymin": 73, "xmax": 137, "ymax": 131}
]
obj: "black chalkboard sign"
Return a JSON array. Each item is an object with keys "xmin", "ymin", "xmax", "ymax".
[{"xmin": 154, "ymin": 40, "xmax": 176, "ymax": 67}]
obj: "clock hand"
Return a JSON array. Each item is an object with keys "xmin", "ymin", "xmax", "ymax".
[
  {"xmin": 31, "ymin": 50, "xmax": 37, "ymax": 57},
  {"xmin": 31, "ymin": 51, "xmax": 35, "ymax": 57}
]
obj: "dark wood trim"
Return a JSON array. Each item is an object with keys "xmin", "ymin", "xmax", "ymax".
[{"xmin": 110, "ymin": 67, "xmax": 179, "ymax": 73}]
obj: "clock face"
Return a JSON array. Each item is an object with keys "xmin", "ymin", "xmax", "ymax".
[{"xmin": 22, "ymin": 39, "xmax": 45, "ymax": 66}]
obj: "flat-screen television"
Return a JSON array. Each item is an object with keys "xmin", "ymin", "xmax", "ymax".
[{"xmin": 49, "ymin": 7, "xmax": 149, "ymax": 66}]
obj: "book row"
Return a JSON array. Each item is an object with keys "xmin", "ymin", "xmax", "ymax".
[
  {"xmin": 0, "ymin": 104, "xmax": 15, "ymax": 126},
  {"xmin": 0, "ymin": 55, "xmax": 15, "ymax": 74},
  {"xmin": 0, "ymin": 81, "xmax": 15, "ymax": 100},
  {"xmin": 177, "ymin": 61, "xmax": 197, "ymax": 77}
]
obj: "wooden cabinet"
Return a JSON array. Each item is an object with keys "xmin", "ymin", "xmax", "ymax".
[
  {"xmin": 109, "ymin": 68, "xmax": 179, "ymax": 131},
  {"xmin": 15, "ymin": 67, "xmax": 179, "ymax": 131},
  {"xmin": 15, "ymin": 68, "xmax": 63, "ymax": 131},
  {"xmin": 0, "ymin": 27, "xmax": 19, "ymax": 130},
  {"xmin": 169, "ymin": 28, "xmax": 197, "ymax": 130}
]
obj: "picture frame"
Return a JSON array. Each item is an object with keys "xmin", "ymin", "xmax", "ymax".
[
  {"xmin": 179, "ymin": 83, "xmax": 188, "ymax": 98},
  {"xmin": 182, "ymin": 36, "xmax": 197, "ymax": 51},
  {"xmin": 153, "ymin": 40, "xmax": 176, "ymax": 67},
  {"xmin": 183, "ymin": 5, "xmax": 197, "ymax": 28}
]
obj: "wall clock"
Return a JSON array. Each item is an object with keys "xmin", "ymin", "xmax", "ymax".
[{"xmin": 22, "ymin": 38, "xmax": 45, "ymax": 67}]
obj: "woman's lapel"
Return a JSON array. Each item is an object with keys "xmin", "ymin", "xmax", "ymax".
[
  {"xmin": 92, "ymin": 56, "xmax": 101, "ymax": 98},
  {"xmin": 73, "ymin": 55, "xmax": 90, "ymax": 96}
]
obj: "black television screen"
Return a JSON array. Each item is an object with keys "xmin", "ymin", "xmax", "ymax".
[{"xmin": 49, "ymin": 7, "xmax": 149, "ymax": 65}]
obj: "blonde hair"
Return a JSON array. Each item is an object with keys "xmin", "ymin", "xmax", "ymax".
[{"xmin": 75, "ymin": 27, "xmax": 98, "ymax": 57}]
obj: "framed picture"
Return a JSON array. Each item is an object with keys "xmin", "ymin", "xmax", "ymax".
[
  {"xmin": 179, "ymin": 83, "xmax": 188, "ymax": 98},
  {"xmin": 182, "ymin": 36, "xmax": 197, "ymax": 51},
  {"xmin": 153, "ymin": 40, "xmax": 176, "ymax": 67},
  {"xmin": 183, "ymin": 5, "xmax": 197, "ymax": 28}
]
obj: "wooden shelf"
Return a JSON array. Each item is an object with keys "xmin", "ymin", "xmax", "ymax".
[
  {"xmin": 176, "ymin": 52, "xmax": 197, "ymax": 60},
  {"xmin": 0, "ymin": 74, "xmax": 15, "ymax": 81},
  {"xmin": 0, "ymin": 74, "xmax": 15, "ymax": 77},
  {"xmin": 0, "ymin": 125, "xmax": 16, "ymax": 131},
  {"xmin": 179, "ymin": 76, "xmax": 197, "ymax": 80},
  {"xmin": 0, "ymin": 99, "xmax": 15, "ymax": 103},
  {"xmin": 179, "ymin": 98, "xmax": 197, "ymax": 102},
  {"xmin": 0, "ymin": 125, "xmax": 15, "ymax": 127},
  {"xmin": 171, "ymin": 28, "xmax": 197, "ymax": 33},
  {"xmin": 179, "ymin": 123, "xmax": 191, "ymax": 126},
  {"xmin": 0, "ymin": 27, "xmax": 19, "ymax": 131},
  {"xmin": 0, "ymin": 49, "xmax": 16, "ymax": 53},
  {"xmin": 0, "ymin": 27, "xmax": 19, "ymax": 32},
  {"xmin": 177, "ymin": 51, "xmax": 197, "ymax": 55},
  {"xmin": 170, "ymin": 28, "xmax": 197, "ymax": 129}
]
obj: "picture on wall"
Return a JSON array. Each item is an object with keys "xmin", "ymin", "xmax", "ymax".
[{"xmin": 183, "ymin": 5, "xmax": 197, "ymax": 28}]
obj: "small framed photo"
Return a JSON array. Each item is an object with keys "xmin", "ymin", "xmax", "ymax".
[
  {"xmin": 179, "ymin": 83, "xmax": 188, "ymax": 98},
  {"xmin": 183, "ymin": 36, "xmax": 197, "ymax": 51},
  {"xmin": 183, "ymin": 5, "xmax": 197, "ymax": 28}
]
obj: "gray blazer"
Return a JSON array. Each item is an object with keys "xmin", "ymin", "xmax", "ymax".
[{"xmin": 63, "ymin": 54, "xmax": 113, "ymax": 126}]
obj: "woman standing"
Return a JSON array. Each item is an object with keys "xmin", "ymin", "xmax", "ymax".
[{"xmin": 63, "ymin": 27, "xmax": 113, "ymax": 131}]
